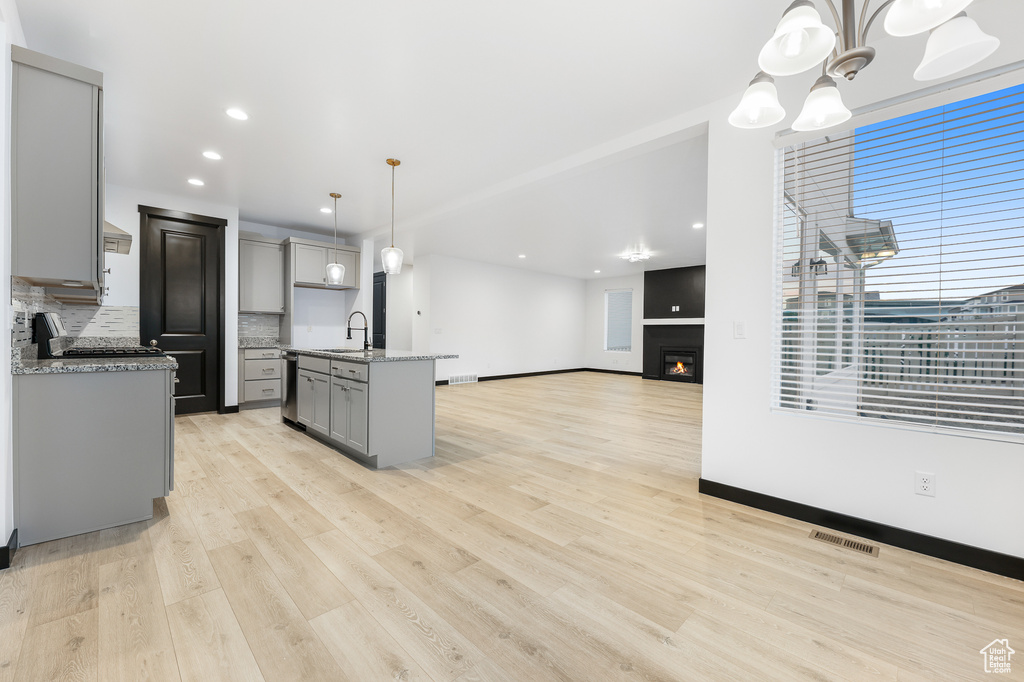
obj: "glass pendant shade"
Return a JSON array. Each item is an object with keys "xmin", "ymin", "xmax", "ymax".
[
  {"xmin": 381, "ymin": 246, "xmax": 404, "ymax": 275},
  {"xmin": 729, "ymin": 73, "xmax": 786, "ymax": 129},
  {"xmin": 913, "ymin": 14, "xmax": 998, "ymax": 81},
  {"xmin": 884, "ymin": 0, "xmax": 974, "ymax": 37},
  {"xmin": 792, "ymin": 75, "xmax": 852, "ymax": 131},
  {"xmin": 326, "ymin": 260, "xmax": 345, "ymax": 285},
  {"xmin": 758, "ymin": 0, "xmax": 837, "ymax": 76}
]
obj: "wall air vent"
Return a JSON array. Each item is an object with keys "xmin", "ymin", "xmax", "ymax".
[
  {"xmin": 809, "ymin": 529, "xmax": 880, "ymax": 557},
  {"xmin": 449, "ymin": 374, "xmax": 478, "ymax": 385}
]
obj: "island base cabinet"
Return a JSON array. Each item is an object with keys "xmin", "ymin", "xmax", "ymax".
[
  {"xmin": 297, "ymin": 368, "xmax": 329, "ymax": 437},
  {"xmin": 330, "ymin": 377, "xmax": 368, "ymax": 457},
  {"xmin": 13, "ymin": 369, "xmax": 174, "ymax": 546}
]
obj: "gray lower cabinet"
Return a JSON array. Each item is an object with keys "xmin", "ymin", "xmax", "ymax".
[
  {"xmin": 330, "ymin": 377, "xmax": 368, "ymax": 455},
  {"xmin": 14, "ymin": 368, "xmax": 175, "ymax": 546},
  {"xmin": 238, "ymin": 348, "xmax": 282, "ymax": 405},
  {"xmin": 297, "ymin": 367, "xmax": 330, "ymax": 436}
]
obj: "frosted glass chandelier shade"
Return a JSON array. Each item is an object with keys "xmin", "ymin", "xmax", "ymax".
[
  {"xmin": 729, "ymin": 73, "xmax": 786, "ymax": 129},
  {"xmin": 913, "ymin": 13, "xmax": 999, "ymax": 81},
  {"xmin": 758, "ymin": 1, "xmax": 837, "ymax": 76},
  {"xmin": 792, "ymin": 75, "xmax": 852, "ymax": 132},
  {"xmin": 326, "ymin": 261, "xmax": 345, "ymax": 285},
  {"xmin": 884, "ymin": 0, "xmax": 975, "ymax": 37},
  {"xmin": 381, "ymin": 246, "xmax": 404, "ymax": 275}
]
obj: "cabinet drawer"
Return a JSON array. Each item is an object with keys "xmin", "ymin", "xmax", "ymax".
[
  {"xmin": 298, "ymin": 354, "xmax": 331, "ymax": 374},
  {"xmin": 244, "ymin": 379, "xmax": 281, "ymax": 402},
  {"xmin": 331, "ymin": 360, "xmax": 368, "ymax": 383},
  {"xmin": 245, "ymin": 358, "xmax": 281, "ymax": 380},
  {"xmin": 244, "ymin": 348, "xmax": 280, "ymax": 360}
]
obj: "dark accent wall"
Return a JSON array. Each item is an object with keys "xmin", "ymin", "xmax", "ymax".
[
  {"xmin": 643, "ymin": 265, "xmax": 705, "ymax": 319},
  {"xmin": 642, "ymin": 325, "xmax": 704, "ymax": 381}
]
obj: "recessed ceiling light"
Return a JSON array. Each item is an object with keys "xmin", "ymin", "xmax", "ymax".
[
  {"xmin": 203, "ymin": 150, "xmax": 222, "ymax": 160},
  {"xmin": 692, "ymin": 222, "xmax": 705, "ymax": 229},
  {"xmin": 188, "ymin": 178, "xmax": 204, "ymax": 186},
  {"xmin": 594, "ymin": 270, "xmax": 601, "ymax": 274},
  {"xmin": 518, "ymin": 254, "xmax": 526, "ymax": 259},
  {"xmin": 225, "ymin": 108, "xmax": 248, "ymax": 121},
  {"xmin": 320, "ymin": 207, "xmax": 332, "ymax": 214}
]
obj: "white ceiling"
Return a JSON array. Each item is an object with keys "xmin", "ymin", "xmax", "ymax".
[{"xmin": 14, "ymin": 0, "xmax": 1022, "ymax": 278}]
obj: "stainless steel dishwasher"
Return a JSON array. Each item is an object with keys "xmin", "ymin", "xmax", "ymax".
[{"xmin": 281, "ymin": 351, "xmax": 298, "ymax": 423}]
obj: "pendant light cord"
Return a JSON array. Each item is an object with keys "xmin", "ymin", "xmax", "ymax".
[
  {"xmin": 333, "ymin": 194, "xmax": 339, "ymax": 259},
  {"xmin": 390, "ymin": 163, "xmax": 396, "ymax": 248}
]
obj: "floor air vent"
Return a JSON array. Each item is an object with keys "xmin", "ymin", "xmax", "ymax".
[
  {"xmin": 449, "ymin": 374, "xmax": 478, "ymax": 385},
  {"xmin": 809, "ymin": 529, "xmax": 880, "ymax": 557}
]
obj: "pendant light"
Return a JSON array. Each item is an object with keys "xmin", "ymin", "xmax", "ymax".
[
  {"xmin": 381, "ymin": 158, "xmax": 404, "ymax": 275},
  {"xmin": 914, "ymin": 12, "xmax": 999, "ymax": 81},
  {"xmin": 728, "ymin": 72, "xmax": 786, "ymax": 129},
  {"xmin": 792, "ymin": 75, "xmax": 852, "ymax": 131},
  {"xmin": 326, "ymin": 192, "xmax": 345, "ymax": 285}
]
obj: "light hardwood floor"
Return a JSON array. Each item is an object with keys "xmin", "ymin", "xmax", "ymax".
[{"xmin": 2, "ymin": 372, "xmax": 1022, "ymax": 681}]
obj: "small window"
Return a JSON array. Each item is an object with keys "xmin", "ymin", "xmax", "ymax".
[{"xmin": 605, "ymin": 290, "xmax": 632, "ymax": 352}]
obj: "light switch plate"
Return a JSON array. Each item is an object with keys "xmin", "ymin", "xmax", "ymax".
[{"xmin": 733, "ymin": 321, "xmax": 746, "ymax": 339}]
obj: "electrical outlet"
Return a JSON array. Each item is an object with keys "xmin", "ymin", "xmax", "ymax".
[
  {"xmin": 307, "ymin": 325, "xmax": 312, "ymax": 332},
  {"xmin": 915, "ymin": 471, "xmax": 936, "ymax": 497}
]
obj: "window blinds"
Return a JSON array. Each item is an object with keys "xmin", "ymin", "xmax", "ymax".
[
  {"xmin": 606, "ymin": 290, "xmax": 633, "ymax": 352},
  {"xmin": 774, "ymin": 81, "xmax": 1024, "ymax": 438}
]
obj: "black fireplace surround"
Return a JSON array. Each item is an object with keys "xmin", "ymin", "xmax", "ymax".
[{"xmin": 642, "ymin": 325, "xmax": 704, "ymax": 383}]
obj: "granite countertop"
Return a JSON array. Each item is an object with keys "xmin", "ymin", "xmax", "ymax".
[
  {"xmin": 13, "ymin": 355, "xmax": 178, "ymax": 375},
  {"xmin": 239, "ymin": 336, "xmax": 280, "ymax": 349},
  {"xmin": 281, "ymin": 346, "xmax": 458, "ymax": 363}
]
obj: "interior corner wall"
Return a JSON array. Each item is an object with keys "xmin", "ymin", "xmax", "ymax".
[
  {"xmin": 104, "ymin": 183, "xmax": 240, "ymax": 406},
  {"xmin": 584, "ymin": 274, "xmax": 643, "ymax": 373},
  {"xmin": 386, "ymin": 264, "xmax": 414, "ymax": 351},
  {"xmin": 0, "ymin": 7, "xmax": 19, "ymax": 548},
  {"xmin": 701, "ymin": 80, "xmax": 1024, "ymax": 559},
  {"xmin": 418, "ymin": 254, "xmax": 585, "ymax": 381}
]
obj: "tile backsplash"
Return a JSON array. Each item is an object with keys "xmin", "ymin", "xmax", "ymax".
[
  {"xmin": 239, "ymin": 313, "xmax": 280, "ymax": 338},
  {"xmin": 12, "ymin": 278, "xmax": 141, "ymax": 351}
]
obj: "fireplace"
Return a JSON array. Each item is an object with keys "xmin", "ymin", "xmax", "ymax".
[{"xmin": 661, "ymin": 347, "xmax": 699, "ymax": 382}]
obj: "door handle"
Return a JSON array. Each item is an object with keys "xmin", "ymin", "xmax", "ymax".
[
  {"xmin": 150, "ymin": 339, "xmax": 158, "ymax": 347},
  {"xmin": 174, "ymin": 378, "xmax": 180, "ymax": 384}
]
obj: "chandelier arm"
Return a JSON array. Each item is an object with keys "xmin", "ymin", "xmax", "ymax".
[
  {"xmin": 858, "ymin": 0, "xmax": 872, "ymax": 47},
  {"xmin": 822, "ymin": 0, "xmax": 845, "ymax": 51},
  {"xmin": 860, "ymin": 0, "xmax": 895, "ymax": 44}
]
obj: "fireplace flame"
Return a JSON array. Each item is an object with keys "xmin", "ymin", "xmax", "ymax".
[{"xmin": 670, "ymin": 361, "xmax": 690, "ymax": 375}]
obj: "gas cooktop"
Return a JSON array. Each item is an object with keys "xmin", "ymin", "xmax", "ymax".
[{"xmin": 61, "ymin": 346, "xmax": 166, "ymax": 359}]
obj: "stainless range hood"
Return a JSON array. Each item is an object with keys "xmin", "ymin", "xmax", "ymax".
[{"xmin": 103, "ymin": 220, "xmax": 132, "ymax": 255}]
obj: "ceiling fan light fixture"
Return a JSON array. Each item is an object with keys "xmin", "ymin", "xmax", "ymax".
[
  {"xmin": 326, "ymin": 192, "xmax": 346, "ymax": 285},
  {"xmin": 913, "ymin": 13, "xmax": 999, "ymax": 81},
  {"xmin": 381, "ymin": 158, "xmax": 404, "ymax": 276},
  {"xmin": 729, "ymin": 72, "xmax": 786, "ymax": 129},
  {"xmin": 792, "ymin": 75, "xmax": 852, "ymax": 131},
  {"xmin": 758, "ymin": 0, "xmax": 837, "ymax": 77},
  {"xmin": 884, "ymin": 0, "xmax": 975, "ymax": 36}
]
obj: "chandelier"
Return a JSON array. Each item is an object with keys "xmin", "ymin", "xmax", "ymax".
[{"xmin": 729, "ymin": 0, "xmax": 1000, "ymax": 132}]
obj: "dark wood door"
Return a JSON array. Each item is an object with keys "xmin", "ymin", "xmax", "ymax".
[
  {"xmin": 139, "ymin": 206, "xmax": 225, "ymax": 414},
  {"xmin": 372, "ymin": 271, "xmax": 386, "ymax": 349}
]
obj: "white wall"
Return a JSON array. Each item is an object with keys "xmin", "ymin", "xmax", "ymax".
[
  {"xmin": 386, "ymin": 264, "xmax": 414, "ymax": 350},
  {"xmin": 104, "ymin": 183, "xmax": 240, "ymax": 406},
  {"xmin": 701, "ymin": 73, "xmax": 1024, "ymax": 559},
  {"xmin": 584, "ymin": 274, "xmax": 644, "ymax": 373},
  {"xmin": 0, "ymin": 0, "xmax": 23, "ymax": 549},
  {"xmin": 415, "ymin": 254, "xmax": 585, "ymax": 381}
]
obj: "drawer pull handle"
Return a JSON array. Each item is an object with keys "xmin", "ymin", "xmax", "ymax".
[
  {"xmin": 349, "ymin": 369, "xmax": 357, "ymax": 373},
  {"xmin": 262, "ymin": 368, "xmax": 274, "ymax": 373},
  {"xmin": 263, "ymin": 388, "xmax": 274, "ymax": 393}
]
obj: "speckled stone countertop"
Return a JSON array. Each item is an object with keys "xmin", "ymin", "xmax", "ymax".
[
  {"xmin": 280, "ymin": 346, "xmax": 458, "ymax": 363},
  {"xmin": 239, "ymin": 336, "xmax": 279, "ymax": 349},
  {"xmin": 13, "ymin": 355, "xmax": 178, "ymax": 375}
]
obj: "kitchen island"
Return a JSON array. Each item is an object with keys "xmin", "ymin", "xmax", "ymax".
[{"xmin": 281, "ymin": 347, "xmax": 456, "ymax": 468}]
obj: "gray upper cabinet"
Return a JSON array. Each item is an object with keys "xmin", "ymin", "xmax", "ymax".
[
  {"xmin": 11, "ymin": 46, "xmax": 104, "ymax": 304},
  {"xmin": 288, "ymin": 237, "xmax": 360, "ymax": 289},
  {"xmin": 293, "ymin": 243, "xmax": 327, "ymax": 286},
  {"xmin": 239, "ymin": 236, "xmax": 285, "ymax": 314}
]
